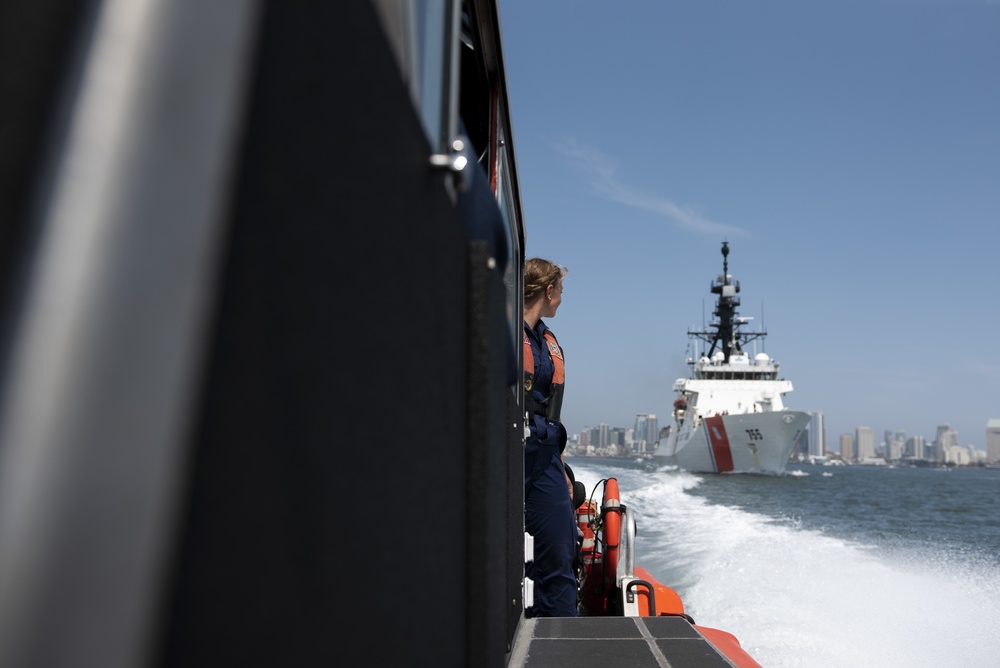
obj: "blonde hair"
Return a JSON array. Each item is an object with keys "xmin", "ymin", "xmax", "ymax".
[{"xmin": 524, "ymin": 258, "xmax": 568, "ymax": 303}]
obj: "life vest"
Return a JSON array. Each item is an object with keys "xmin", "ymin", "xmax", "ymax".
[{"xmin": 523, "ymin": 327, "xmax": 565, "ymax": 421}]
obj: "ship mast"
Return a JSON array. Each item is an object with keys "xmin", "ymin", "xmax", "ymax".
[{"xmin": 689, "ymin": 242, "xmax": 765, "ymax": 362}]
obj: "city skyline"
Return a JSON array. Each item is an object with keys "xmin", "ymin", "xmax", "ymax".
[{"xmin": 571, "ymin": 410, "xmax": 995, "ymax": 461}]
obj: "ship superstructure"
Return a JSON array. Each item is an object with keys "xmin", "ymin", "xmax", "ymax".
[{"xmin": 656, "ymin": 242, "xmax": 809, "ymax": 473}]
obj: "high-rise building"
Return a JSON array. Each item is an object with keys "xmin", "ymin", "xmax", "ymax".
[
  {"xmin": 933, "ymin": 425, "xmax": 959, "ymax": 463},
  {"xmin": 884, "ymin": 429, "xmax": 905, "ymax": 462},
  {"xmin": 905, "ymin": 435, "xmax": 926, "ymax": 460},
  {"xmin": 987, "ymin": 419, "xmax": 1000, "ymax": 464},
  {"xmin": 597, "ymin": 423, "xmax": 610, "ymax": 448},
  {"xmin": 839, "ymin": 434, "xmax": 853, "ymax": 460},
  {"xmin": 856, "ymin": 426, "xmax": 875, "ymax": 462},
  {"xmin": 633, "ymin": 413, "xmax": 659, "ymax": 454},
  {"xmin": 809, "ymin": 412, "xmax": 825, "ymax": 457}
]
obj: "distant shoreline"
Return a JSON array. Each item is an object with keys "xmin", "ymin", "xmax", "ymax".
[{"xmin": 565, "ymin": 452, "xmax": 997, "ymax": 471}]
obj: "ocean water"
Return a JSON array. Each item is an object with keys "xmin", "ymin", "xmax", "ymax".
[{"xmin": 566, "ymin": 457, "xmax": 1000, "ymax": 668}]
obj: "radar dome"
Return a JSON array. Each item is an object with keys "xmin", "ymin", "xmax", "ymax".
[{"xmin": 755, "ymin": 352, "xmax": 771, "ymax": 365}]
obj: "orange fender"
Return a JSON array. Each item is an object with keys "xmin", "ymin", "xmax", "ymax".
[
  {"xmin": 633, "ymin": 566, "xmax": 685, "ymax": 617},
  {"xmin": 694, "ymin": 625, "xmax": 763, "ymax": 668},
  {"xmin": 601, "ymin": 478, "xmax": 621, "ymax": 590}
]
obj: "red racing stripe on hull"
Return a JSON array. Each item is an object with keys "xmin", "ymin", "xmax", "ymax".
[{"xmin": 704, "ymin": 415, "xmax": 734, "ymax": 472}]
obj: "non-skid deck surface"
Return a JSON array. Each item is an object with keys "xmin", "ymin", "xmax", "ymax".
[{"xmin": 508, "ymin": 616, "xmax": 738, "ymax": 667}]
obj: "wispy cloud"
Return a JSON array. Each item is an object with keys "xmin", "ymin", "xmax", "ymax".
[{"xmin": 555, "ymin": 139, "xmax": 749, "ymax": 238}]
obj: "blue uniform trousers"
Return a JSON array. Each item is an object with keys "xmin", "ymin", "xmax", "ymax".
[{"xmin": 524, "ymin": 444, "xmax": 579, "ymax": 617}]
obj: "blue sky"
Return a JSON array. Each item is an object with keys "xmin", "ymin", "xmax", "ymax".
[{"xmin": 498, "ymin": 0, "xmax": 1000, "ymax": 450}]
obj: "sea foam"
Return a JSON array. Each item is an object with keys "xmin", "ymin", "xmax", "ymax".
[{"xmin": 570, "ymin": 460, "xmax": 1000, "ymax": 668}]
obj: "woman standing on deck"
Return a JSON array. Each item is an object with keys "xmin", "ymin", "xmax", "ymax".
[{"xmin": 522, "ymin": 258, "xmax": 578, "ymax": 618}]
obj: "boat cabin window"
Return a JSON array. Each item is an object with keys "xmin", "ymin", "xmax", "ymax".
[
  {"xmin": 456, "ymin": 1, "xmax": 523, "ymax": 365},
  {"xmin": 374, "ymin": 0, "xmax": 523, "ymax": 364},
  {"xmin": 496, "ymin": 125, "xmax": 522, "ymax": 354},
  {"xmin": 373, "ymin": 0, "xmax": 460, "ymax": 156}
]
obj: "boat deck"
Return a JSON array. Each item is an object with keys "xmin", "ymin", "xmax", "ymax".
[{"xmin": 508, "ymin": 616, "xmax": 741, "ymax": 667}]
